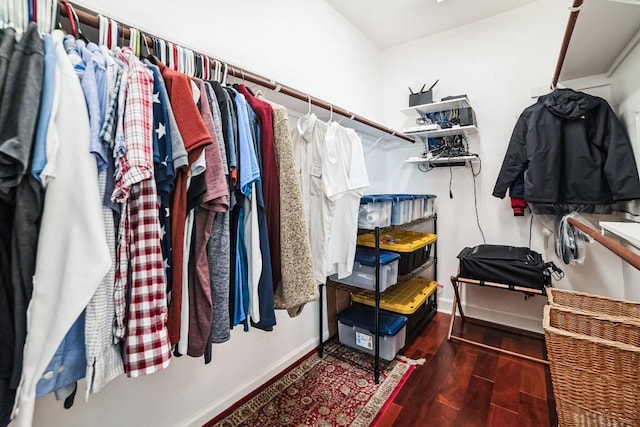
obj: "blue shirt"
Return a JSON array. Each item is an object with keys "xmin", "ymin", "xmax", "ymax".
[
  {"xmin": 229, "ymin": 88, "xmax": 260, "ymax": 196},
  {"xmin": 31, "ymin": 34, "xmax": 55, "ymax": 183},
  {"xmin": 86, "ymin": 42, "xmax": 107, "ymax": 123},
  {"xmin": 69, "ymin": 37, "xmax": 108, "ymax": 172},
  {"xmin": 36, "ymin": 313, "xmax": 86, "ymax": 398}
]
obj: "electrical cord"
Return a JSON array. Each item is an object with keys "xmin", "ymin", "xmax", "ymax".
[
  {"xmin": 449, "ymin": 161, "xmax": 453, "ymax": 198},
  {"xmin": 470, "ymin": 158, "xmax": 486, "ymax": 244}
]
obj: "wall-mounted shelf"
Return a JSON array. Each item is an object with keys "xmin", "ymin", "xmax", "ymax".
[
  {"xmin": 400, "ymin": 97, "xmax": 472, "ymax": 116},
  {"xmin": 404, "ymin": 125, "xmax": 478, "ymax": 138},
  {"xmin": 600, "ymin": 221, "xmax": 640, "ymax": 251},
  {"xmin": 405, "ymin": 155, "xmax": 479, "ymax": 167}
]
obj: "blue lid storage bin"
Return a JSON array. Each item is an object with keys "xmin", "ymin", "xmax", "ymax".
[
  {"xmin": 358, "ymin": 195, "xmax": 393, "ymax": 229},
  {"xmin": 329, "ymin": 247, "xmax": 400, "ymax": 292},
  {"xmin": 337, "ymin": 304, "xmax": 407, "ymax": 361}
]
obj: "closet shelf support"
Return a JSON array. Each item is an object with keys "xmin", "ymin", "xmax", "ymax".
[{"xmin": 551, "ymin": 0, "xmax": 584, "ymax": 88}]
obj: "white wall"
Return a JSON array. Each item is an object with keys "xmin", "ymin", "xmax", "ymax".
[
  {"xmin": 32, "ymin": 1, "xmax": 384, "ymax": 426},
  {"xmin": 610, "ymin": 38, "xmax": 640, "ymax": 303},
  {"xmin": 378, "ymin": 0, "xmax": 626, "ymax": 333}
]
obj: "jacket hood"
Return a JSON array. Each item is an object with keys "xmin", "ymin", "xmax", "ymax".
[{"xmin": 540, "ymin": 88, "xmax": 600, "ymax": 119}]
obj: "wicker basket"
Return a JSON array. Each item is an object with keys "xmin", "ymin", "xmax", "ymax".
[
  {"xmin": 544, "ymin": 305, "xmax": 640, "ymax": 426},
  {"xmin": 547, "ymin": 288, "xmax": 640, "ymax": 319}
]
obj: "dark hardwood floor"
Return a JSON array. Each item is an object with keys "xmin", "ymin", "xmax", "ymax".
[{"xmin": 377, "ymin": 312, "xmax": 557, "ymax": 427}]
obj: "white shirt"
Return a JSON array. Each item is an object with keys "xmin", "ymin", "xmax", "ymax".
[
  {"xmin": 324, "ymin": 122, "xmax": 369, "ymax": 278},
  {"xmin": 244, "ymin": 182, "xmax": 262, "ymax": 324},
  {"xmin": 292, "ymin": 114, "xmax": 332, "ymax": 285}
]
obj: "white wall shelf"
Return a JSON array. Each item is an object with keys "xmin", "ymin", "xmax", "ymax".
[
  {"xmin": 400, "ymin": 97, "xmax": 471, "ymax": 116},
  {"xmin": 405, "ymin": 155, "xmax": 479, "ymax": 165},
  {"xmin": 600, "ymin": 221, "xmax": 640, "ymax": 251},
  {"xmin": 404, "ymin": 125, "xmax": 478, "ymax": 138}
]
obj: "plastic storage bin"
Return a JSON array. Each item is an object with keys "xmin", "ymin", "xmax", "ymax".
[
  {"xmin": 389, "ymin": 195, "xmax": 413, "ymax": 225},
  {"xmin": 411, "ymin": 195, "xmax": 424, "ymax": 220},
  {"xmin": 357, "ymin": 230, "xmax": 438, "ymax": 275},
  {"xmin": 358, "ymin": 195, "xmax": 393, "ymax": 229},
  {"xmin": 329, "ymin": 247, "xmax": 400, "ymax": 292},
  {"xmin": 337, "ymin": 304, "xmax": 407, "ymax": 361},
  {"xmin": 351, "ymin": 278, "xmax": 438, "ymax": 337},
  {"xmin": 422, "ymin": 195, "xmax": 436, "ymax": 218}
]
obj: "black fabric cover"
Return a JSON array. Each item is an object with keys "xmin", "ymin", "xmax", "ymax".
[{"xmin": 457, "ymin": 245, "xmax": 551, "ymax": 290}]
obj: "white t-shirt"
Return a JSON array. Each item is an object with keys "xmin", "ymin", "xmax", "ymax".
[{"xmin": 324, "ymin": 122, "xmax": 369, "ymax": 278}]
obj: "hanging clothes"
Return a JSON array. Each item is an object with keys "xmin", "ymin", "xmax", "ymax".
[
  {"xmin": 258, "ymin": 94, "xmax": 317, "ymax": 316},
  {"xmin": 493, "ymin": 88, "xmax": 640, "ymax": 211},
  {"xmin": 12, "ymin": 29, "xmax": 110, "ymax": 427},
  {"xmin": 159, "ymin": 61, "xmax": 212, "ymax": 345},
  {"xmin": 292, "ymin": 115, "xmax": 369, "ymax": 285},
  {"xmin": 235, "ymin": 84, "xmax": 281, "ymax": 293},
  {"xmin": 0, "ymin": 23, "xmax": 43, "ymax": 426},
  {"xmin": 291, "ymin": 114, "xmax": 331, "ymax": 285},
  {"xmin": 324, "ymin": 122, "xmax": 369, "ymax": 279},
  {"xmin": 189, "ymin": 79, "xmax": 228, "ymax": 357},
  {"xmin": 203, "ymin": 82, "xmax": 232, "ymax": 354},
  {"xmin": 112, "ymin": 48, "xmax": 172, "ymax": 377}
]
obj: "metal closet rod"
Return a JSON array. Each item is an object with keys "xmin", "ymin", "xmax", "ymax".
[
  {"xmin": 551, "ymin": 0, "xmax": 584, "ymax": 88},
  {"xmin": 59, "ymin": 1, "xmax": 414, "ymax": 144}
]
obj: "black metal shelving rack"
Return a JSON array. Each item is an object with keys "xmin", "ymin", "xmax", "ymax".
[{"xmin": 319, "ymin": 213, "xmax": 438, "ymax": 384}]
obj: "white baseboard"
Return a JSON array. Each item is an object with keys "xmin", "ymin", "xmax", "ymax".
[
  {"xmin": 438, "ymin": 297, "xmax": 543, "ymax": 334},
  {"xmin": 180, "ymin": 330, "xmax": 331, "ymax": 427}
]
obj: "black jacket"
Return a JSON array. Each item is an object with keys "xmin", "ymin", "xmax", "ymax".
[{"xmin": 493, "ymin": 89, "xmax": 640, "ymax": 205}]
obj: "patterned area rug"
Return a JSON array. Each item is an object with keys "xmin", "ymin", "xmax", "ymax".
[{"xmin": 210, "ymin": 342, "xmax": 414, "ymax": 427}]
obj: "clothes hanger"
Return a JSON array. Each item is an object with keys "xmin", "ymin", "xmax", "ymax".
[
  {"xmin": 202, "ymin": 55, "xmax": 208, "ymax": 80},
  {"xmin": 98, "ymin": 15, "xmax": 107, "ymax": 46},
  {"xmin": 221, "ymin": 62, "xmax": 228, "ymax": 86},
  {"xmin": 328, "ymin": 104, "xmax": 334, "ymax": 123},
  {"xmin": 108, "ymin": 18, "xmax": 118, "ymax": 50},
  {"xmin": 60, "ymin": 0, "xmax": 77, "ymax": 38},
  {"xmin": 307, "ymin": 95, "xmax": 312, "ymax": 116},
  {"xmin": 68, "ymin": 2, "xmax": 90, "ymax": 43}
]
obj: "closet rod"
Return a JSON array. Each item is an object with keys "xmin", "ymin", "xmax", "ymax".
[
  {"xmin": 59, "ymin": 2, "xmax": 415, "ymax": 144},
  {"xmin": 567, "ymin": 217, "xmax": 640, "ymax": 271},
  {"xmin": 551, "ymin": 0, "xmax": 584, "ymax": 88}
]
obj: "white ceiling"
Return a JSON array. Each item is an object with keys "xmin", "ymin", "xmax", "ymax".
[{"xmin": 324, "ymin": 0, "xmax": 540, "ymax": 49}]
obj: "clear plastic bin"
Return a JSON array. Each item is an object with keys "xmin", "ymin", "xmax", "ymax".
[
  {"xmin": 358, "ymin": 195, "xmax": 392, "ymax": 229},
  {"xmin": 389, "ymin": 195, "xmax": 412, "ymax": 225},
  {"xmin": 329, "ymin": 247, "xmax": 400, "ymax": 292},
  {"xmin": 337, "ymin": 304, "xmax": 407, "ymax": 361},
  {"xmin": 423, "ymin": 195, "xmax": 436, "ymax": 218}
]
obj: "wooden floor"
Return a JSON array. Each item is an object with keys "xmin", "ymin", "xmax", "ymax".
[{"xmin": 376, "ymin": 312, "xmax": 556, "ymax": 427}]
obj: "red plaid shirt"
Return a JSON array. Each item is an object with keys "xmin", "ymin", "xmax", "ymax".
[{"xmin": 113, "ymin": 47, "xmax": 172, "ymax": 377}]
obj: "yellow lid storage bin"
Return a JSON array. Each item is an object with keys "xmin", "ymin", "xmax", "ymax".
[
  {"xmin": 357, "ymin": 230, "xmax": 437, "ymax": 274},
  {"xmin": 351, "ymin": 277, "xmax": 437, "ymax": 314},
  {"xmin": 357, "ymin": 230, "xmax": 437, "ymax": 252}
]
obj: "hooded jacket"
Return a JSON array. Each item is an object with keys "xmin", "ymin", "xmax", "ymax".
[{"xmin": 493, "ymin": 88, "xmax": 640, "ymax": 205}]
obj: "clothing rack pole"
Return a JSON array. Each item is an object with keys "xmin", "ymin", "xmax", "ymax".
[
  {"xmin": 551, "ymin": 0, "xmax": 584, "ymax": 88},
  {"xmin": 59, "ymin": 2, "xmax": 415, "ymax": 144},
  {"xmin": 567, "ymin": 217, "xmax": 640, "ymax": 271}
]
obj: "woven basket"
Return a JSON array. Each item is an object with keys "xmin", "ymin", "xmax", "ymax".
[
  {"xmin": 544, "ymin": 305, "xmax": 640, "ymax": 426},
  {"xmin": 547, "ymin": 288, "xmax": 640, "ymax": 319},
  {"xmin": 547, "ymin": 304, "xmax": 640, "ymax": 347}
]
